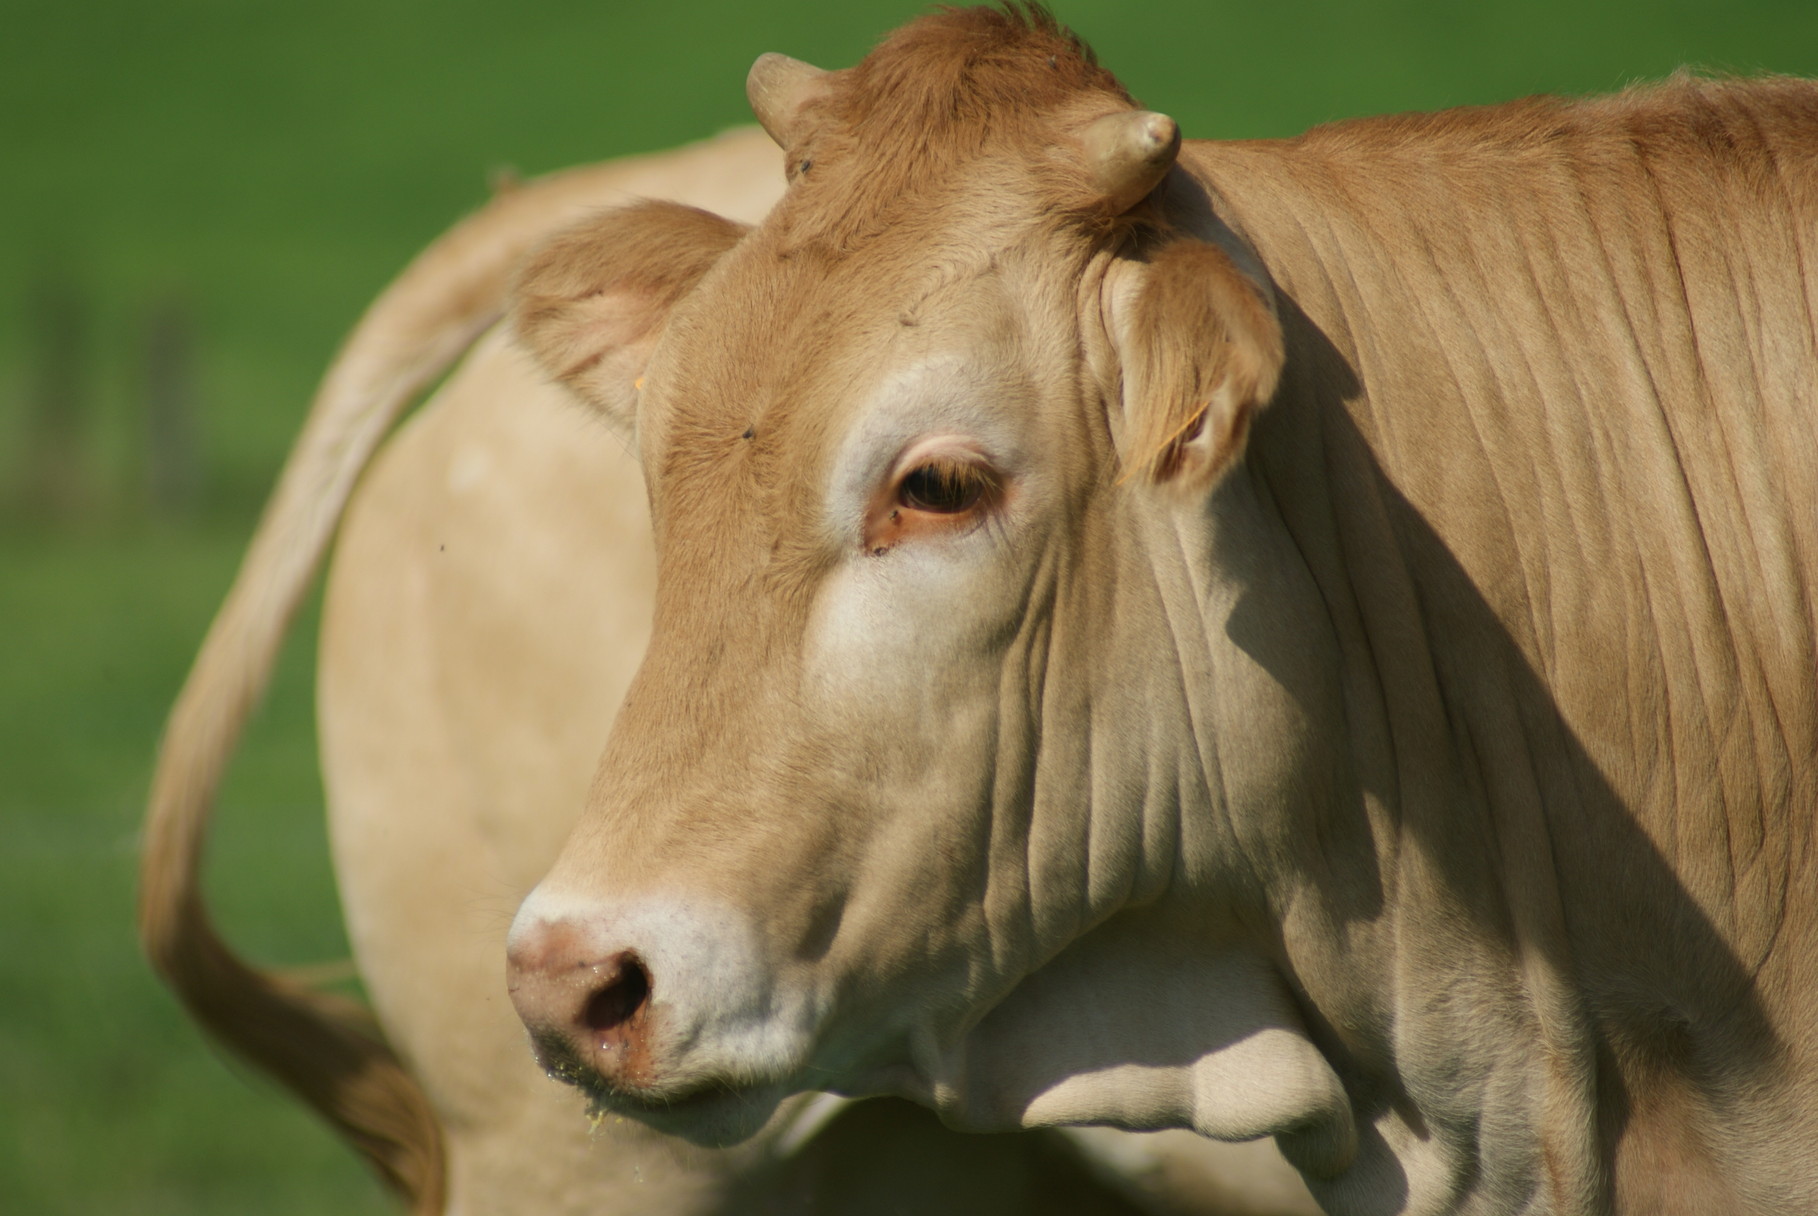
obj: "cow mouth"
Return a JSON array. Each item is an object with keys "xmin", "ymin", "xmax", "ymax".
[
  {"xmin": 576, "ymin": 1069, "xmax": 788, "ymax": 1146},
  {"xmin": 527, "ymin": 1023, "xmax": 790, "ymax": 1146}
]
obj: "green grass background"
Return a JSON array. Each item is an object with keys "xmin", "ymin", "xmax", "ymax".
[{"xmin": 3, "ymin": 1, "xmax": 1815, "ymax": 1211}]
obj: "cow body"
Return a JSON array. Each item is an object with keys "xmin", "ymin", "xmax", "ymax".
[
  {"xmin": 504, "ymin": 10, "xmax": 1818, "ymax": 1216},
  {"xmin": 320, "ymin": 136, "xmax": 781, "ymax": 1213}
]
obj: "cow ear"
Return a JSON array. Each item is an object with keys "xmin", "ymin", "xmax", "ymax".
[
  {"xmin": 514, "ymin": 201, "xmax": 749, "ymax": 435},
  {"xmin": 1108, "ymin": 235, "xmax": 1284, "ymax": 493}
]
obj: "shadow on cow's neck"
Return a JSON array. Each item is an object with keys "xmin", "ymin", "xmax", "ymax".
[{"xmin": 1227, "ymin": 286, "xmax": 1783, "ymax": 1210}]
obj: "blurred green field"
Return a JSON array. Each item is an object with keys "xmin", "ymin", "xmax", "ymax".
[{"xmin": 4, "ymin": 1, "xmax": 1815, "ymax": 1211}]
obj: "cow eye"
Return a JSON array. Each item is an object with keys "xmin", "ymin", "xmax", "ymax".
[
  {"xmin": 897, "ymin": 458, "xmax": 994, "ymax": 515},
  {"xmin": 863, "ymin": 446, "xmax": 1005, "ymax": 555}
]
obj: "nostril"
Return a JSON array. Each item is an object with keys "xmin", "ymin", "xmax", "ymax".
[{"xmin": 583, "ymin": 952, "xmax": 651, "ymax": 1035}]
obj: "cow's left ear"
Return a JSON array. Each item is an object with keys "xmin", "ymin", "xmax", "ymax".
[
  {"xmin": 1105, "ymin": 234, "xmax": 1285, "ymax": 492},
  {"xmin": 515, "ymin": 201, "xmax": 749, "ymax": 436}
]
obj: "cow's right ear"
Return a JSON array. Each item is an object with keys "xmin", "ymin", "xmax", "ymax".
[{"xmin": 514, "ymin": 201, "xmax": 749, "ymax": 435}]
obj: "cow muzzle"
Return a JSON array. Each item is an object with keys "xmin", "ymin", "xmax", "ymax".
[
  {"xmin": 506, "ymin": 926, "xmax": 657, "ymax": 1089},
  {"xmin": 505, "ymin": 886, "xmax": 814, "ymax": 1143}
]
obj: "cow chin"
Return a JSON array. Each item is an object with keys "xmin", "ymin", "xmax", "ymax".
[{"xmin": 534, "ymin": 1030, "xmax": 790, "ymax": 1147}]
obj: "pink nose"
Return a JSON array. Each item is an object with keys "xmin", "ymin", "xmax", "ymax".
[{"xmin": 506, "ymin": 920, "xmax": 658, "ymax": 1092}]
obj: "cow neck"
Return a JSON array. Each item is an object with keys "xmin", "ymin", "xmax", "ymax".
[
  {"xmin": 1185, "ymin": 113, "xmax": 1814, "ymax": 1208},
  {"xmin": 1184, "ymin": 143, "xmax": 1613, "ymax": 1211}
]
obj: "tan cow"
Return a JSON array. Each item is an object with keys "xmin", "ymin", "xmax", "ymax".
[
  {"xmin": 140, "ymin": 123, "xmax": 1316, "ymax": 1213},
  {"xmin": 504, "ymin": 7, "xmax": 1818, "ymax": 1216}
]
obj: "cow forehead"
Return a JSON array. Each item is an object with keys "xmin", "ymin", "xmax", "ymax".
[{"xmin": 644, "ymin": 237, "xmax": 1051, "ymax": 508}]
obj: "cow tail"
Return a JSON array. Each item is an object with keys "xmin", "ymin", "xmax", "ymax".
[{"xmin": 137, "ymin": 164, "xmax": 637, "ymax": 1215}]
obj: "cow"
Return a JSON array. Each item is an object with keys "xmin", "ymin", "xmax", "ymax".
[
  {"xmin": 138, "ymin": 123, "xmax": 1318, "ymax": 1213},
  {"xmin": 501, "ymin": 7, "xmax": 1818, "ymax": 1216}
]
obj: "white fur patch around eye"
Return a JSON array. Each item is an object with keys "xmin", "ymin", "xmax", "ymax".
[
  {"xmin": 801, "ymin": 350, "xmax": 1052, "ymax": 706},
  {"xmin": 820, "ymin": 352, "xmax": 1034, "ymax": 547}
]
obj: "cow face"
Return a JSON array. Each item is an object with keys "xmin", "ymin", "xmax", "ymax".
[{"xmin": 506, "ymin": 11, "xmax": 1347, "ymax": 1159}]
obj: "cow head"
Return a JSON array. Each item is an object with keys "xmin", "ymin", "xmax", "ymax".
[{"xmin": 507, "ymin": 7, "xmax": 1356, "ymax": 1172}]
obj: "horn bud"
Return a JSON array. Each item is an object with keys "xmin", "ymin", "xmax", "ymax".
[
  {"xmin": 747, "ymin": 52, "xmax": 829, "ymax": 149},
  {"xmin": 1082, "ymin": 110, "xmax": 1181, "ymax": 212}
]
